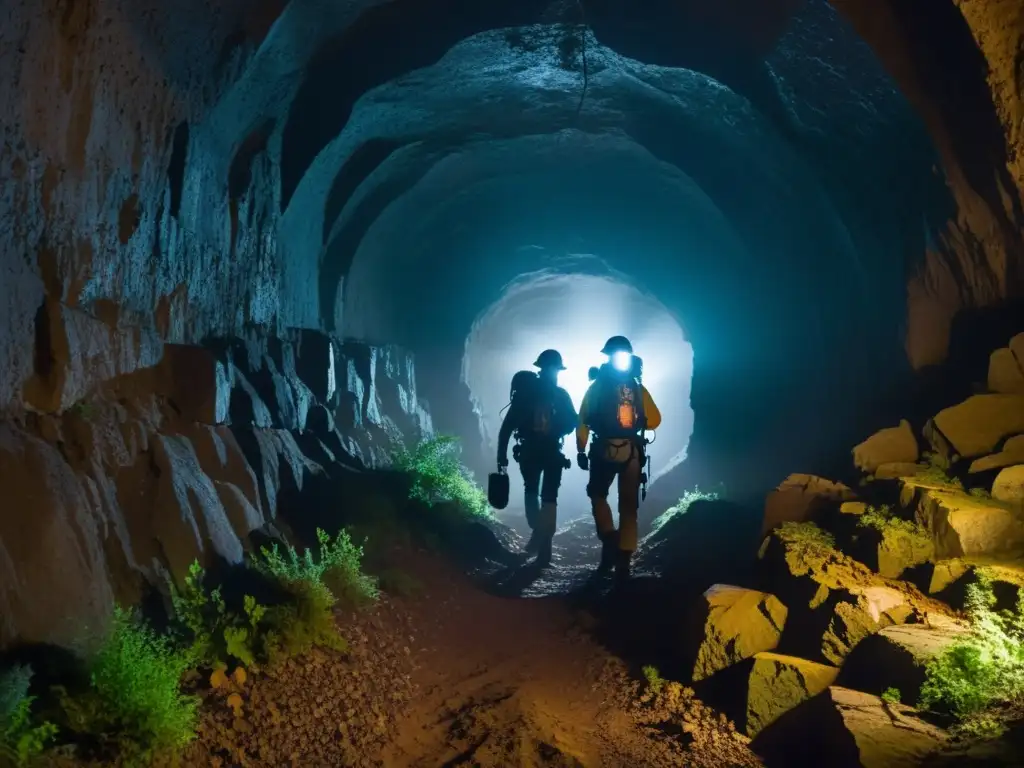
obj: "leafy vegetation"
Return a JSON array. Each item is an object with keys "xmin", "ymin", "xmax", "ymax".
[
  {"xmin": 1, "ymin": 665, "xmax": 58, "ymax": 766},
  {"xmin": 857, "ymin": 505, "xmax": 931, "ymax": 547},
  {"xmin": 170, "ymin": 562, "xmax": 272, "ymax": 669},
  {"xmin": 775, "ymin": 521, "xmax": 836, "ymax": 553},
  {"xmin": 642, "ymin": 665, "xmax": 666, "ymax": 696},
  {"xmin": 881, "ymin": 686, "xmax": 902, "ymax": 706},
  {"xmin": 7, "ymin": 527, "xmax": 380, "ymax": 765},
  {"xmin": 251, "ymin": 528, "xmax": 378, "ymax": 657},
  {"xmin": 59, "ymin": 607, "xmax": 198, "ymax": 763},
  {"xmin": 919, "ymin": 578, "xmax": 1024, "ymax": 738},
  {"xmin": 392, "ymin": 435, "xmax": 491, "ymax": 519},
  {"xmin": 919, "ymin": 451, "xmax": 964, "ymax": 489},
  {"xmin": 649, "ymin": 487, "xmax": 721, "ymax": 534}
]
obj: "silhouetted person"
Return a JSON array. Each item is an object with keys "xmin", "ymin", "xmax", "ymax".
[
  {"xmin": 497, "ymin": 349, "xmax": 578, "ymax": 567},
  {"xmin": 576, "ymin": 336, "xmax": 662, "ymax": 582}
]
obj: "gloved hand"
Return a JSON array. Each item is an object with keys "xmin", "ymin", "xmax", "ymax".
[
  {"xmin": 497, "ymin": 455, "xmax": 509, "ymax": 470},
  {"xmin": 577, "ymin": 452, "xmax": 589, "ymax": 471}
]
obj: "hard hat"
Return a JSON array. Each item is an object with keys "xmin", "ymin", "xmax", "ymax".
[
  {"xmin": 600, "ymin": 336, "xmax": 633, "ymax": 356},
  {"xmin": 533, "ymin": 349, "xmax": 566, "ymax": 370}
]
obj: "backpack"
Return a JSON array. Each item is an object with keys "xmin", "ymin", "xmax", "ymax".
[{"xmin": 587, "ymin": 367, "xmax": 646, "ymax": 439}]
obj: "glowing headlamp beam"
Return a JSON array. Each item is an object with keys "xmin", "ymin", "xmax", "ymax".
[{"xmin": 611, "ymin": 350, "xmax": 632, "ymax": 371}]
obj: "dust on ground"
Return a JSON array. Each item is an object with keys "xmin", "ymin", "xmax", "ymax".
[{"xmin": 175, "ymin": 546, "xmax": 762, "ymax": 767}]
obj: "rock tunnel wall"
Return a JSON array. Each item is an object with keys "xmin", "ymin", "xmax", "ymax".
[
  {"xmin": 1, "ymin": 0, "xmax": 1024, "ymax": 643},
  {"xmin": 0, "ymin": 327, "xmax": 431, "ymax": 649}
]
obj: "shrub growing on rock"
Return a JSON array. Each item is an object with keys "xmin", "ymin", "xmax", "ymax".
[
  {"xmin": 171, "ymin": 561, "xmax": 275, "ymax": 669},
  {"xmin": 252, "ymin": 528, "xmax": 378, "ymax": 657},
  {"xmin": 60, "ymin": 607, "xmax": 198, "ymax": 762},
  {"xmin": 392, "ymin": 435, "xmax": 491, "ymax": 519},
  {"xmin": 649, "ymin": 487, "xmax": 720, "ymax": 534},
  {"xmin": 919, "ymin": 577, "xmax": 1024, "ymax": 735},
  {"xmin": 0, "ymin": 664, "xmax": 58, "ymax": 766},
  {"xmin": 774, "ymin": 520, "xmax": 836, "ymax": 553}
]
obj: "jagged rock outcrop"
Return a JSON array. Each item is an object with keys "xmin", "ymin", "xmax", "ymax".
[{"xmin": 0, "ymin": 330, "xmax": 431, "ymax": 649}]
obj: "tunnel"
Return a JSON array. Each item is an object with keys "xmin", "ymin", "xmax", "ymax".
[{"xmin": 2, "ymin": 0, "xmax": 1024, "ymax": 766}]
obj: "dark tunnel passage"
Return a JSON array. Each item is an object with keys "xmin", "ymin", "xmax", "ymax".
[
  {"xmin": 9, "ymin": 0, "xmax": 1024, "ymax": 765},
  {"xmin": 261, "ymin": 7, "xmax": 940, "ymax": 501}
]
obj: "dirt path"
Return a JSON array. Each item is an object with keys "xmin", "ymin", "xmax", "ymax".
[
  {"xmin": 173, "ymin": 545, "xmax": 762, "ymax": 768},
  {"xmin": 374, "ymin": 550, "xmax": 762, "ymax": 767}
]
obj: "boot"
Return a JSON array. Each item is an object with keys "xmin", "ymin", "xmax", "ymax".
[
  {"xmin": 534, "ymin": 536, "xmax": 553, "ymax": 568},
  {"xmin": 614, "ymin": 550, "xmax": 632, "ymax": 584},
  {"xmin": 596, "ymin": 532, "xmax": 619, "ymax": 574}
]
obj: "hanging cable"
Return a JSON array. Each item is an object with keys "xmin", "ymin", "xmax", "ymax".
[{"xmin": 574, "ymin": 0, "xmax": 589, "ymax": 118}]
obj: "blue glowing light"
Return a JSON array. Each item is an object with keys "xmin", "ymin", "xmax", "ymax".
[{"xmin": 611, "ymin": 350, "xmax": 632, "ymax": 371}]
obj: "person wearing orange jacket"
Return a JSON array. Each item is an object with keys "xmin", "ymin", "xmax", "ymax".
[{"xmin": 576, "ymin": 336, "xmax": 661, "ymax": 582}]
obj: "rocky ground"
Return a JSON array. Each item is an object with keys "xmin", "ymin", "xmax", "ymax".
[{"xmin": 132, "ymin": 547, "xmax": 762, "ymax": 768}]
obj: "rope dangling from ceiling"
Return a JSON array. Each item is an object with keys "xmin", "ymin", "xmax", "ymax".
[{"xmin": 574, "ymin": 0, "xmax": 589, "ymax": 118}]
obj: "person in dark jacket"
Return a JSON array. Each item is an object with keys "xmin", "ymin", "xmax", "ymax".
[{"xmin": 497, "ymin": 349, "xmax": 578, "ymax": 566}]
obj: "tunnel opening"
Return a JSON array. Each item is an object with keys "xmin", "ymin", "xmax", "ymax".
[{"xmin": 462, "ymin": 267, "xmax": 694, "ymax": 531}]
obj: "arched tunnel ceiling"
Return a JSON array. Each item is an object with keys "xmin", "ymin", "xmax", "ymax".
[
  {"xmin": 201, "ymin": 0, "xmax": 939, "ymax": 337},
  {"xmin": 193, "ymin": 0, "xmax": 948, "ymax": 495}
]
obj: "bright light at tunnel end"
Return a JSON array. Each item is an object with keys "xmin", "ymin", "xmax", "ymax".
[{"xmin": 611, "ymin": 350, "xmax": 632, "ymax": 372}]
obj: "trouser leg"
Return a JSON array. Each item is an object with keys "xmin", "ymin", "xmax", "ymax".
[
  {"xmin": 614, "ymin": 452, "xmax": 643, "ymax": 582},
  {"xmin": 521, "ymin": 460, "xmax": 541, "ymax": 530},
  {"xmin": 616, "ymin": 453, "xmax": 643, "ymax": 553},
  {"xmin": 587, "ymin": 457, "xmax": 619, "ymax": 572},
  {"xmin": 533, "ymin": 460, "xmax": 564, "ymax": 567}
]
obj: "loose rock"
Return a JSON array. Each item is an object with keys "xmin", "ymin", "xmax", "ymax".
[
  {"xmin": 688, "ymin": 585, "xmax": 788, "ymax": 682},
  {"xmin": 752, "ymin": 686, "xmax": 948, "ymax": 767},
  {"xmin": 745, "ymin": 652, "xmax": 839, "ymax": 737},
  {"xmin": 853, "ymin": 420, "xmax": 919, "ymax": 474}
]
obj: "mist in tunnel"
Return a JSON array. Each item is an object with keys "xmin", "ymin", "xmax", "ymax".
[{"xmin": 462, "ymin": 270, "xmax": 694, "ymax": 523}]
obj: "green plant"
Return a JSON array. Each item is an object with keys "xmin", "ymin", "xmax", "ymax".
[
  {"xmin": 881, "ymin": 687, "xmax": 902, "ymax": 706},
  {"xmin": 252, "ymin": 528, "xmax": 378, "ymax": 657},
  {"xmin": 392, "ymin": 435, "xmax": 492, "ymax": 519},
  {"xmin": 969, "ymin": 487, "xmax": 991, "ymax": 500},
  {"xmin": 256, "ymin": 528, "xmax": 379, "ymax": 610},
  {"xmin": 61, "ymin": 607, "xmax": 198, "ymax": 762},
  {"xmin": 776, "ymin": 521, "xmax": 836, "ymax": 552},
  {"xmin": 642, "ymin": 665, "xmax": 665, "ymax": 696},
  {"xmin": 918, "ymin": 578, "xmax": 1024, "ymax": 735},
  {"xmin": 919, "ymin": 452, "xmax": 964, "ymax": 489},
  {"xmin": 0, "ymin": 665, "xmax": 58, "ymax": 766},
  {"xmin": 170, "ymin": 561, "xmax": 271, "ymax": 669},
  {"xmin": 649, "ymin": 487, "xmax": 720, "ymax": 534},
  {"xmin": 857, "ymin": 505, "xmax": 931, "ymax": 547}
]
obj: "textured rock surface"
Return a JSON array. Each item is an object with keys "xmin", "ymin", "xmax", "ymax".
[
  {"xmin": 853, "ymin": 420, "xmax": 919, "ymax": 474},
  {"xmin": 988, "ymin": 347, "xmax": 1024, "ymax": 393},
  {"xmin": 900, "ymin": 478, "xmax": 1024, "ymax": 559},
  {"xmin": 993, "ymin": 464, "xmax": 1024, "ymax": 506},
  {"xmin": 745, "ymin": 652, "xmax": 839, "ymax": 738},
  {"xmin": 837, "ymin": 615, "xmax": 969, "ymax": 705},
  {"xmin": 757, "ymin": 527, "xmax": 946, "ymax": 665},
  {"xmin": 688, "ymin": 585, "xmax": 788, "ymax": 682},
  {"xmin": 752, "ymin": 686, "xmax": 947, "ymax": 767},
  {"xmin": 929, "ymin": 395, "xmax": 1024, "ymax": 459},
  {"xmin": 761, "ymin": 474, "xmax": 854, "ymax": 537},
  {"xmin": 968, "ymin": 434, "xmax": 1024, "ymax": 473},
  {"xmin": 0, "ymin": 330, "xmax": 431, "ymax": 647}
]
